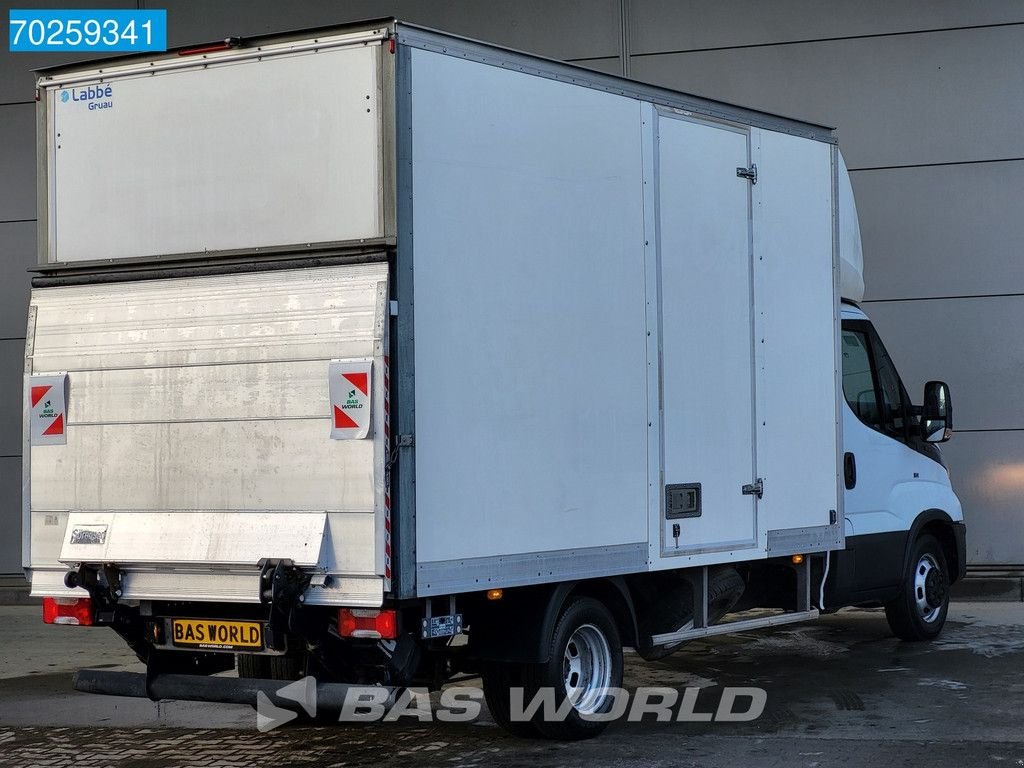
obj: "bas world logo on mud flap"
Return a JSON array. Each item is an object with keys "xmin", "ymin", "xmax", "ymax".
[{"xmin": 60, "ymin": 84, "xmax": 114, "ymax": 111}]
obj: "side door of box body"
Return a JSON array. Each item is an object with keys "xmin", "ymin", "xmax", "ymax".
[{"xmin": 655, "ymin": 112, "xmax": 758, "ymax": 557}]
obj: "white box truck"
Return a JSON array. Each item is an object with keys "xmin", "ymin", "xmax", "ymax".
[{"xmin": 25, "ymin": 20, "xmax": 965, "ymax": 739}]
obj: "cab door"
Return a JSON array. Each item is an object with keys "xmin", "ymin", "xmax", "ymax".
[{"xmin": 840, "ymin": 316, "xmax": 924, "ymax": 589}]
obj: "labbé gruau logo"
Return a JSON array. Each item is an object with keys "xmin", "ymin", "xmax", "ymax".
[{"xmin": 58, "ymin": 84, "xmax": 114, "ymax": 111}]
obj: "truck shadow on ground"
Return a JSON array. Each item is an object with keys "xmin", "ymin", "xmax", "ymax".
[{"xmin": 1, "ymin": 608, "xmax": 1021, "ymax": 768}]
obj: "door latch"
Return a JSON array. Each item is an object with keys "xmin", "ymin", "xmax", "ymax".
[
  {"xmin": 742, "ymin": 478, "xmax": 764, "ymax": 499},
  {"xmin": 736, "ymin": 164, "xmax": 758, "ymax": 184}
]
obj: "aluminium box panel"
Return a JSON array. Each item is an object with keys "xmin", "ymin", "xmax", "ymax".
[
  {"xmin": 26, "ymin": 263, "xmax": 390, "ymax": 606},
  {"xmin": 39, "ymin": 29, "xmax": 390, "ymax": 264},
  {"xmin": 749, "ymin": 129, "xmax": 842, "ymax": 551},
  {"xmin": 408, "ymin": 48, "xmax": 651, "ymax": 585},
  {"xmin": 58, "ymin": 511, "xmax": 328, "ymax": 567},
  {"xmin": 645, "ymin": 116, "xmax": 840, "ymax": 568},
  {"xmin": 402, "ymin": 38, "xmax": 843, "ymax": 593}
]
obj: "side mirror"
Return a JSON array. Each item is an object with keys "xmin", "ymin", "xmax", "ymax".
[{"xmin": 922, "ymin": 381, "xmax": 952, "ymax": 443}]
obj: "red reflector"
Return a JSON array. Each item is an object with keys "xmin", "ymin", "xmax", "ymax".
[
  {"xmin": 177, "ymin": 43, "xmax": 229, "ymax": 56},
  {"xmin": 338, "ymin": 608, "xmax": 397, "ymax": 639},
  {"xmin": 42, "ymin": 597, "xmax": 94, "ymax": 626},
  {"xmin": 177, "ymin": 37, "xmax": 240, "ymax": 56}
]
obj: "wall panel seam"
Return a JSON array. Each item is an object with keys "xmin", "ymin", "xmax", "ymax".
[
  {"xmin": 864, "ymin": 292, "xmax": 1024, "ymax": 304},
  {"xmin": 951, "ymin": 429, "xmax": 1024, "ymax": 434},
  {"xmin": 851, "ymin": 158, "xmax": 1024, "ymax": 173},
  {"xmin": 629, "ymin": 20, "xmax": 1024, "ymax": 59}
]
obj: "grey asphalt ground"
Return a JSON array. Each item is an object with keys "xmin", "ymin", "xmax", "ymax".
[{"xmin": 0, "ymin": 603, "xmax": 1022, "ymax": 766}]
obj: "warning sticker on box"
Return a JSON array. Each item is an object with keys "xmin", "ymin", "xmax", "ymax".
[
  {"xmin": 329, "ymin": 360, "xmax": 373, "ymax": 440},
  {"xmin": 29, "ymin": 374, "xmax": 69, "ymax": 446}
]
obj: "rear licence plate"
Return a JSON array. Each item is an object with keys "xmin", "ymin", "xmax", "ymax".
[{"xmin": 170, "ymin": 619, "xmax": 263, "ymax": 651}]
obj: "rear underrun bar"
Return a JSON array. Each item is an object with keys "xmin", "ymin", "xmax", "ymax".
[{"xmin": 73, "ymin": 669, "xmax": 397, "ymax": 710}]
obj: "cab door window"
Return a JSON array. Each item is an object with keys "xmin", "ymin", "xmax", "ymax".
[
  {"xmin": 869, "ymin": 331, "xmax": 910, "ymax": 439},
  {"xmin": 841, "ymin": 320, "xmax": 912, "ymax": 442},
  {"xmin": 841, "ymin": 329, "xmax": 881, "ymax": 430}
]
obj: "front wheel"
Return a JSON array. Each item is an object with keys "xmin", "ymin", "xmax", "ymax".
[{"xmin": 885, "ymin": 533, "xmax": 950, "ymax": 641}]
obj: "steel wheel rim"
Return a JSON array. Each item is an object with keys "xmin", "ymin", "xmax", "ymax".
[
  {"xmin": 914, "ymin": 553, "xmax": 945, "ymax": 623},
  {"xmin": 562, "ymin": 623, "xmax": 612, "ymax": 715}
]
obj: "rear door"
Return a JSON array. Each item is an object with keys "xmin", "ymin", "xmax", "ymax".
[
  {"xmin": 26, "ymin": 263, "xmax": 390, "ymax": 607},
  {"xmin": 656, "ymin": 112, "xmax": 757, "ymax": 555}
]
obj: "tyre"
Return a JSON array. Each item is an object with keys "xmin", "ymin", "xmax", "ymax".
[
  {"xmin": 706, "ymin": 566, "xmax": 746, "ymax": 620},
  {"xmin": 236, "ymin": 653, "xmax": 303, "ymax": 680},
  {"xmin": 639, "ymin": 566, "xmax": 745, "ymax": 661},
  {"xmin": 481, "ymin": 661, "xmax": 538, "ymax": 736},
  {"xmin": 523, "ymin": 597, "xmax": 624, "ymax": 741},
  {"xmin": 236, "ymin": 653, "xmax": 331, "ymax": 722},
  {"xmin": 885, "ymin": 533, "xmax": 950, "ymax": 641}
]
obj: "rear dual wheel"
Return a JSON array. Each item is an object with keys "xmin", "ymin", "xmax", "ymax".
[
  {"xmin": 236, "ymin": 653, "xmax": 303, "ymax": 681},
  {"xmin": 483, "ymin": 597, "xmax": 623, "ymax": 740}
]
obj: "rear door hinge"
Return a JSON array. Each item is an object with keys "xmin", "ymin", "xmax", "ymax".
[
  {"xmin": 742, "ymin": 478, "xmax": 764, "ymax": 499},
  {"xmin": 736, "ymin": 164, "xmax": 757, "ymax": 184}
]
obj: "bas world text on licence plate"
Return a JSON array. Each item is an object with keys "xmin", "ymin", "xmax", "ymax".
[{"xmin": 170, "ymin": 619, "xmax": 263, "ymax": 651}]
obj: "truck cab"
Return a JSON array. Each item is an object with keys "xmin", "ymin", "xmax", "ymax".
[{"xmin": 826, "ymin": 161, "xmax": 965, "ymax": 639}]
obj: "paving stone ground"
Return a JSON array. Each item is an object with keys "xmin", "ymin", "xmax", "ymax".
[{"xmin": 1, "ymin": 604, "xmax": 1022, "ymax": 767}]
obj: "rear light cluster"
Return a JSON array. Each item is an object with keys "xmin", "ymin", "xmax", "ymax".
[
  {"xmin": 338, "ymin": 608, "xmax": 397, "ymax": 639},
  {"xmin": 42, "ymin": 597, "xmax": 94, "ymax": 626}
]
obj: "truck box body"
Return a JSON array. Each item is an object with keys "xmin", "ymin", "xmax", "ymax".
[{"xmin": 26, "ymin": 21, "xmax": 844, "ymax": 606}]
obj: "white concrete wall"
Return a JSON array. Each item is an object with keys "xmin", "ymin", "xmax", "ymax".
[{"xmin": 0, "ymin": 1, "xmax": 1020, "ymax": 570}]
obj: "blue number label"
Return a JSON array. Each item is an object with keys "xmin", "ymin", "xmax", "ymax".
[{"xmin": 9, "ymin": 9, "xmax": 167, "ymax": 52}]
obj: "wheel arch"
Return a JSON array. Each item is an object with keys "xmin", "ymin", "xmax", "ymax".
[
  {"xmin": 567, "ymin": 577, "xmax": 638, "ymax": 651},
  {"xmin": 466, "ymin": 577, "xmax": 638, "ymax": 664},
  {"xmin": 906, "ymin": 509, "xmax": 965, "ymax": 584}
]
